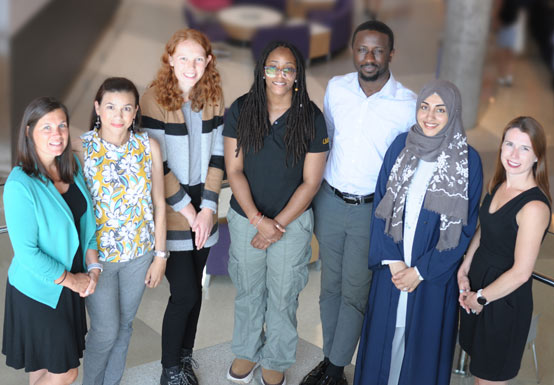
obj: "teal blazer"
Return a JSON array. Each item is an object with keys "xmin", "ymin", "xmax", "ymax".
[{"xmin": 4, "ymin": 159, "xmax": 97, "ymax": 308}]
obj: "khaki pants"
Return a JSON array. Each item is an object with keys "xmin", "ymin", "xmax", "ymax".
[{"xmin": 227, "ymin": 208, "xmax": 313, "ymax": 372}]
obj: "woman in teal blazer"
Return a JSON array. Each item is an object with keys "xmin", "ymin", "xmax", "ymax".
[{"xmin": 2, "ymin": 97, "xmax": 100, "ymax": 385}]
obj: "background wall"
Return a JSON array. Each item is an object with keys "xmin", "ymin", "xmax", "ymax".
[{"xmin": 2, "ymin": 0, "xmax": 121, "ymax": 173}]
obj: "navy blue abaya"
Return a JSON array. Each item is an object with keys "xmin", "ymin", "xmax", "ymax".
[{"xmin": 354, "ymin": 133, "xmax": 483, "ymax": 385}]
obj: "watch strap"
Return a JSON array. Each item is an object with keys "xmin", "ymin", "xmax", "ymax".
[{"xmin": 154, "ymin": 250, "xmax": 170, "ymax": 259}]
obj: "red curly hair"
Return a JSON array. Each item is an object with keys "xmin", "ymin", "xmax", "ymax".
[{"xmin": 151, "ymin": 28, "xmax": 222, "ymax": 112}]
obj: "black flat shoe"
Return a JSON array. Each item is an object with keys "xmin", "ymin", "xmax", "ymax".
[{"xmin": 300, "ymin": 360, "xmax": 330, "ymax": 385}]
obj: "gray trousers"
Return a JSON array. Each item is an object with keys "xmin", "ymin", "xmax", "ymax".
[
  {"xmin": 82, "ymin": 252, "xmax": 153, "ymax": 385},
  {"xmin": 313, "ymin": 181, "xmax": 373, "ymax": 367},
  {"xmin": 227, "ymin": 208, "xmax": 313, "ymax": 372}
]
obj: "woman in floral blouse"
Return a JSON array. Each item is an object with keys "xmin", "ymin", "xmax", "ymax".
[{"xmin": 74, "ymin": 77, "xmax": 167, "ymax": 385}]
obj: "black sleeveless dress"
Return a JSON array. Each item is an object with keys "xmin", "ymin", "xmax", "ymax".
[
  {"xmin": 459, "ymin": 186, "xmax": 550, "ymax": 381},
  {"xmin": 2, "ymin": 183, "xmax": 88, "ymax": 373}
]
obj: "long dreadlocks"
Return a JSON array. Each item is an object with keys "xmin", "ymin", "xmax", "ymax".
[{"xmin": 235, "ymin": 41, "xmax": 315, "ymax": 166}]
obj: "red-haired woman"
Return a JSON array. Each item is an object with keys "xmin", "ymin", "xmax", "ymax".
[
  {"xmin": 458, "ymin": 117, "xmax": 551, "ymax": 384},
  {"xmin": 140, "ymin": 28, "xmax": 224, "ymax": 385}
]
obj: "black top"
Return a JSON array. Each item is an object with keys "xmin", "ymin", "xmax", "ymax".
[
  {"xmin": 223, "ymin": 94, "xmax": 329, "ymax": 218},
  {"xmin": 61, "ymin": 183, "xmax": 86, "ymax": 273},
  {"xmin": 476, "ymin": 186, "xmax": 550, "ymax": 271}
]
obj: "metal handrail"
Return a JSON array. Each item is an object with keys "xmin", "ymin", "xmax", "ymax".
[{"xmin": 532, "ymin": 271, "xmax": 554, "ymax": 287}]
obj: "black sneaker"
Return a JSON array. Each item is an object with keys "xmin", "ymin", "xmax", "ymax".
[
  {"xmin": 180, "ymin": 348, "xmax": 199, "ymax": 385},
  {"xmin": 300, "ymin": 360, "xmax": 330, "ymax": 385},
  {"xmin": 317, "ymin": 373, "xmax": 347, "ymax": 385},
  {"xmin": 160, "ymin": 365, "xmax": 183, "ymax": 385}
]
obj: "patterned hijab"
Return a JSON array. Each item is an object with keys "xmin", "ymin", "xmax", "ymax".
[{"xmin": 375, "ymin": 79, "xmax": 469, "ymax": 251}]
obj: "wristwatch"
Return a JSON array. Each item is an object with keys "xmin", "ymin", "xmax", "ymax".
[
  {"xmin": 476, "ymin": 289, "xmax": 488, "ymax": 306},
  {"xmin": 154, "ymin": 250, "xmax": 170, "ymax": 259}
]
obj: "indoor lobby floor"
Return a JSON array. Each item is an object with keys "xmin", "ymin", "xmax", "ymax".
[{"xmin": 1, "ymin": 0, "xmax": 554, "ymax": 384}]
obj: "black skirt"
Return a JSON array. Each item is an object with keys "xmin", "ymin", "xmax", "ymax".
[
  {"xmin": 2, "ymin": 183, "xmax": 88, "ymax": 373},
  {"xmin": 2, "ymin": 281, "xmax": 87, "ymax": 373}
]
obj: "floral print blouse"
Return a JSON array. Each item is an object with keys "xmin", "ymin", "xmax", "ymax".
[{"xmin": 81, "ymin": 130, "xmax": 155, "ymax": 262}]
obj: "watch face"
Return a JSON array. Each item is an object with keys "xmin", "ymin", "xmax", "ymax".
[{"xmin": 477, "ymin": 296, "xmax": 487, "ymax": 306}]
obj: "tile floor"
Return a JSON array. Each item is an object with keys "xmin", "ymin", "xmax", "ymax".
[{"xmin": 1, "ymin": 0, "xmax": 554, "ymax": 384}]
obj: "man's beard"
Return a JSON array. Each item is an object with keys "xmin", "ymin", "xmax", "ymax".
[
  {"xmin": 359, "ymin": 71, "xmax": 380, "ymax": 82},
  {"xmin": 359, "ymin": 65, "xmax": 388, "ymax": 82}
]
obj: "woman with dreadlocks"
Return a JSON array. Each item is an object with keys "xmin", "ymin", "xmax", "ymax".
[{"xmin": 223, "ymin": 41, "xmax": 329, "ymax": 385}]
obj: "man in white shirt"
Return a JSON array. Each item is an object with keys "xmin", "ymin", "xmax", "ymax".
[{"xmin": 301, "ymin": 21, "xmax": 416, "ymax": 385}]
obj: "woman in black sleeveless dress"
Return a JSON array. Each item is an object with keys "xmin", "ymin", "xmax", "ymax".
[{"xmin": 458, "ymin": 116, "xmax": 551, "ymax": 384}]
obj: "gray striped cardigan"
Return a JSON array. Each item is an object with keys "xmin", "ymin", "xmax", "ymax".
[{"xmin": 140, "ymin": 86, "xmax": 224, "ymax": 251}]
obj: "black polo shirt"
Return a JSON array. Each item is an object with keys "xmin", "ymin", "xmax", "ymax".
[{"xmin": 223, "ymin": 94, "xmax": 329, "ymax": 218}]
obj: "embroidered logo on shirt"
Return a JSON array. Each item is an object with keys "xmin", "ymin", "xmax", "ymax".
[{"xmin": 323, "ymin": 137, "xmax": 329, "ymax": 145}]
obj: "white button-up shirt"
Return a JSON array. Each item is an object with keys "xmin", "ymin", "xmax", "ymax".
[{"xmin": 323, "ymin": 72, "xmax": 417, "ymax": 195}]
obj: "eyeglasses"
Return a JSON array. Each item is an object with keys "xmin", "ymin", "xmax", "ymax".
[{"xmin": 264, "ymin": 65, "xmax": 297, "ymax": 78}]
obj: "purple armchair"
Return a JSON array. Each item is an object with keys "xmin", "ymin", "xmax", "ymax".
[
  {"xmin": 205, "ymin": 221, "xmax": 231, "ymax": 276},
  {"xmin": 251, "ymin": 23, "xmax": 310, "ymax": 63},
  {"xmin": 307, "ymin": 0, "xmax": 353, "ymax": 55},
  {"xmin": 184, "ymin": 7, "xmax": 229, "ymax": 42}
]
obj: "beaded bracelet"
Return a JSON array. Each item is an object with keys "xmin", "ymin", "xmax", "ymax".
[
  {"xmin": 250, "ymin": 212, "xmax": 262, "ymax": 225},
  {"xmin": 255, "ymin": 215, "xmax": 265, "ymax": 228}
]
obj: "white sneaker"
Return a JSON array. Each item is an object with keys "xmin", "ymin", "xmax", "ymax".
[
  {"xmin": 226, "ymin": 361, "xmax": 259, "ymax": 384},
  {"xmin": 261, "ymin": 372, "xmax": 286, "ymax": 385}
]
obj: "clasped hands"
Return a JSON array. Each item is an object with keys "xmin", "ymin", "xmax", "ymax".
[
  {"xmin": 251, "ymin": 217, "xmax": 285, "ymax": 250},
  {"xmin": 182, "ymin": 203, "xmax": 213, "ymax": 250},
  {"xmin": 66, "ymin": 270, "xmax": 99, "ymax": 298},
  {"xmin": 457, "ymin": 274, "xmax": 483, "ymax": 315},
  {"xmin": 388, "ymin": 261, "xmax": 421, "ymax": 293}
]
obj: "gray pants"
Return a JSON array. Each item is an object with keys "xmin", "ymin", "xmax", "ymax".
[
  {"xmin": 227, "ymin": 208, "xmax": 313, "ymax": 372},
  {"xmin": 83, "ymin": 252, "xmax": 153, "ymax": 385},
  {"xmin": 313, "ymin": 181, "xmax": 373, "ymax": 367}
]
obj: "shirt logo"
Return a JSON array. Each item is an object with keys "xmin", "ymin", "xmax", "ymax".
[{"xmin": 323, "ymin": 137, "xmax": 329, "ymax": 145}]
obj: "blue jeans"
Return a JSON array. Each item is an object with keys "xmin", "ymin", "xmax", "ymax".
[{"xmin": 82, "ymin": 252, "xmax": 153, "ymax": 385}]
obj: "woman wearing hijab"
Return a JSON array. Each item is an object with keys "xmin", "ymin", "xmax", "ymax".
[{"xmin": 354, "ymin": 80, "xmax": 483, "ymax": 385}]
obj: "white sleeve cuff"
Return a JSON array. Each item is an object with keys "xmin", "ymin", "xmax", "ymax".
[{"xmin": 414, "ymin": 266, "xmax": 424, "ymax": 281}]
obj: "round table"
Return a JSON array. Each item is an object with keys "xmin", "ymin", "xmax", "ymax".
[{"xmin": 217, "ymin": 5, "xmax": 284, "ymax": 42}]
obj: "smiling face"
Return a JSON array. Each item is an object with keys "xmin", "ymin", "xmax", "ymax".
[
  {"xmin": 264, "ymin": 46, "xmax": 297, "ymax": 98},
  {"xmin": 95, "ymin": 91, "xmax": 138, "ymax": 133},
  {"xmin": 352, "ymin": 30, "xmax": 393, "ymax": 83},
  {"xmin": 416, "ymin": 93, "xmax": 449, "ymax": 137},
  {"xmin": 169, "ymin": 39, "xmax": 211, "ymax": 94},
  {"xmin": 31, "ymin": 108, "xmax": 69, "ymax": 164},
  {"xmin": 501, "ymin": 127, "xmax": 537, "ymax": 177}
]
